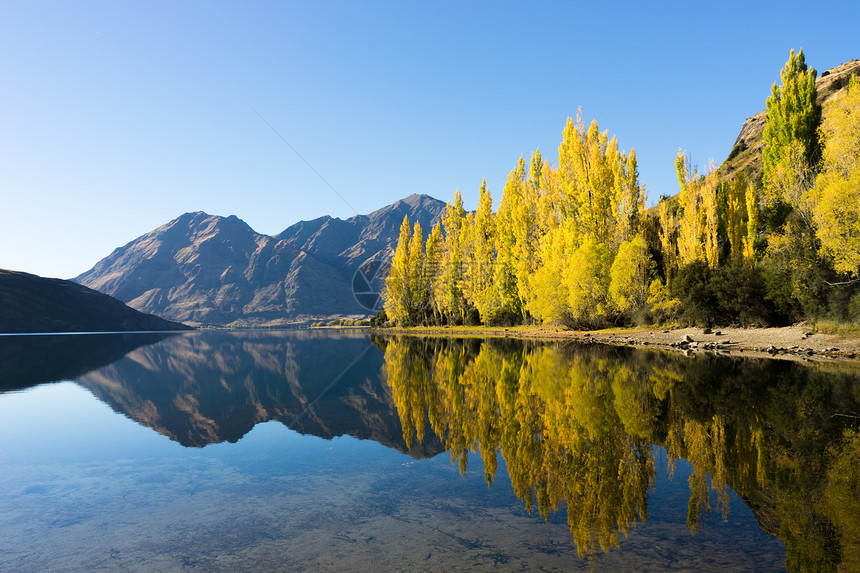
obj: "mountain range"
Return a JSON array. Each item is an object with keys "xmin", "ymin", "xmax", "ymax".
[{"xmin": 75, "ymin": 194, "xmax": 446, "ymax": 326}]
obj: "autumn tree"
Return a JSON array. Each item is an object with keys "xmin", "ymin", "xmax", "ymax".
[
  {"xmin": 810, "ymin": 75, "xmax": 860, "ymax": 277},
  {"xmin": 744, "ymin": 179, "xmax": 760, "ymax": 262},
  {"xmin": 610, "ymin": 236, "xmax": 652, "ymax": 315},
  {"xmin": 722, "ymin": 174, "xmax": 748, "ymax": 263},
  {"xmin": 675, "ymin": 151, "xmax": 704, "ymax": 267},
  {"xmin": 425, "ymin": 222, "xmax": 444, "ymax": 323},
  {"xmin": 384, "ymin": 216, "xmax": 421, "ymax": 325},
  {"xmin": 494, "ymin": 159, "xmax": 527, "ymax": 319},
  {"xmin": 438, "ymin": 191, "xmax": 469, "ymax": 323},
  {"xmin": 463, "ymin": 180, "xmax": 500, "ymax": 320}
]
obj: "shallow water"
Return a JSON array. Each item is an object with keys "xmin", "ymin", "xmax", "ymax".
[{"xmin": 1, "ymin": 330, "xmax": 856, "ymax": 571}]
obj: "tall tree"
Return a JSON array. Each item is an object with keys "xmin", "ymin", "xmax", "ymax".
[
  {"xmin": 425, "ymin": 221, "xmax": 444, "ymax": 324},
  {"xmin": 464, "ymin": 180, "xmax": 500, "ymax": 320},
  {"xmin": 675, "ymin": 151, "xmax": 704, "ymax": 267},
  {"xmin": 762, "ymin": 48, "xmax": 821, "ymax": 213},
  {"xmin": 810, "ymin": 75, "xmax": 860, "ymax": 277},
  {"xmin": 408, "ymin": 222, "xmax": 427, "ymax": 322},
  {"xmin": 439, "ymin": 191, "xmax": 469, "ymax": 323},
  {"xmin": 724, "ymin": 174, "xmax": 749, "ymax": 263},
  {"xmin": 495, "ymin": 160, "xmax": 526, "ymax": 318},
  {"xmin": 384, "ymin": 216, "xmax": 415, "ymax": 326},
  {"xmin": 744, "ymin": 179, "xmax": 760, "ymax": 262}
]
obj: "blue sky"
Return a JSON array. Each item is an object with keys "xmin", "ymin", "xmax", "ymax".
[{"xmin": 2, "ymin": 0, "xmax": 857, "ymax": 279}]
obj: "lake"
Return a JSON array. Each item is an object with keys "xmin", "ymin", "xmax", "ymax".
[{"xmin": 1, "ymin": 330, "xmax": 858, "ymax": 572}]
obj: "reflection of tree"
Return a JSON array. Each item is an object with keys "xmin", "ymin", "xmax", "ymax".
[
  {"xmin": 384, "ymin": 337, "xmax": 656, "ymax": 559},
  {"xmin": 381, "ymin": 335, "xmax": 860, "ymax": 570}
]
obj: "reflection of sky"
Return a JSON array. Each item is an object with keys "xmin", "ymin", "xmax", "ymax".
[{"xmin": 0, "ymin": 376, "xmax": 788, "ymax": 572}]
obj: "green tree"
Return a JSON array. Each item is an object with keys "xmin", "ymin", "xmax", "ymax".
[{"xmin": 762, "ymin": 48, "xmax": 821, "ymax": 214}]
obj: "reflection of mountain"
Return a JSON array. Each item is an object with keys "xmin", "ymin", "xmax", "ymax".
[
  {"xmin": 380, "ymin": 335, "xmax": 860, "ymax": 568},
  {"xmin": 76, "ymin": 331, "xmax": 443, "ymax": 458},
  {"xmin": 0, "ymin": 332, "xmax": 173, "ymax": 392}
]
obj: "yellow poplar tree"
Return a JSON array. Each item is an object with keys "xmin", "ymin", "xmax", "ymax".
[
  {"xmin": 701, "ymin": 167, "xmax": 720, "ymax": 269},
  {"xmin": 425, "ymin": 222, "xmax": 444, "ymax": 323},
  {"xmin": 439, "ymin": 191, "xmax": 468, "ymax": 323},
  {"xmin": 610, "ymin": 236, "xmax": 652, "ymax": 314},
  {"xmin": 566, "ymin": 238, "xmax": 612, "ymax": 324},
  {"xmin": 724, "ymin": 175, "xmax": 748, "ymax": 263},
  {"xmin": 809, "ymin": 75, "xmax": 860, "ymax": 276},
  {"xmin": 495, "ymin": 160, "xmax": 526, "ymax": 317},
  {"xmin": 744, "ymin": 181, "xmax": 760, "ymax": 262},
  {"xmin": 384, "ymin": 216, "xmax": 414, "ymax": 325},
  {"xmin": 675, "ymin": 151, "xmax": 704, "ymax": 266},
  {"xmin": 408, "ymin": 221, "xmax": 427, "ymax": 322},
  {"xmin": 464, "ymin": 180, "xmax": 500, "ymax": 320},
  {"xmin": 658, "ymin": 198, "xmax": 677, "ymax": 279}
]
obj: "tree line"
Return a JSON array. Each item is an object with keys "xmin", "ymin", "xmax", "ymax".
[{"xmin": 383, "ymin": 49, "xmax": 860, "ymax": 328}]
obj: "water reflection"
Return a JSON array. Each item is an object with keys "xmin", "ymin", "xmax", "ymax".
[
  {"xmin": 378, "ymin": 335, "xmax": 860, "ymax": 570},
  {"xmin": 0, "ymin": 332, "xmax": 172, "ymax": 392},
  {"xmin": 2, "ymin": 330, "xmax": 442, "ymax": 457}
]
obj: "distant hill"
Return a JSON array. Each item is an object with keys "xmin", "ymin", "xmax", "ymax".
[
  {"xmin": 75, "ymin": 194, "xmax": 447, "ymax": 326},
  {"xmin": 0, "ymin": 269, "xmax": 191, "ymax": 333}
]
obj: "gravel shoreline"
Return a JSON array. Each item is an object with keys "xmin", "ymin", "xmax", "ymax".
[{"xmin": 372, "ymin": 324, "xmax": 860, "ymax": 363}]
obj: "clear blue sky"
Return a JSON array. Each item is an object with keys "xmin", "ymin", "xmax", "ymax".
[{"xmin": 2, "ymin": 0, "xmax": 857, "ymax": 279}]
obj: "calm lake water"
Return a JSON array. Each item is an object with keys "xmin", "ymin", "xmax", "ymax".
[{"xmin": 1, "ymin": 330, "xmax": 858, "ymax": 572}]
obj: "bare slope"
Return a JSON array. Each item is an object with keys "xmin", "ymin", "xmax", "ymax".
[
  {"xmin": 75, "ymin": 194, "xmax": 446, "ymax": 326},
  {"xmin": 0, "ymin": 269, "xmax": 190, "ymax": 333}
]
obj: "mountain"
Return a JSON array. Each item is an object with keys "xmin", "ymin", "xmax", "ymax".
[
  {"xmin": 717, "ymin": 59, "xmax": 860, "ymax": 184},
  {"xmin": 0, "ymin": 269, "xmax": 191, "ymax": 333},
  {"xmin": 75, "ymin": 194, "xmax": 447, "ymax": 326}
]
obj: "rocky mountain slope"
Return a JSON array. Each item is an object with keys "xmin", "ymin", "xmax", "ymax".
[
  {"xmin": 0, "ymin": 269, "xmax": 190, "ymax": 333},
  {"xmin": 75, "ymin": 194, "xmax": 446, "ymax": 326},
  {"xmin": 718, "ymin": 59, "xmax": 860, "ymax": 184}
]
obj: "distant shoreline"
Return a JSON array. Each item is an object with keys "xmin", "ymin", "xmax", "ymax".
[{"xmin": 370, "ymin": 324, "xmax": 860, "ymax": 363}]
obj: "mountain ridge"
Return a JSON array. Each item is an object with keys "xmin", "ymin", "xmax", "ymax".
[{"xmin": 75, "ymin": 193, "xmax": 447, "ymax": 326}]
